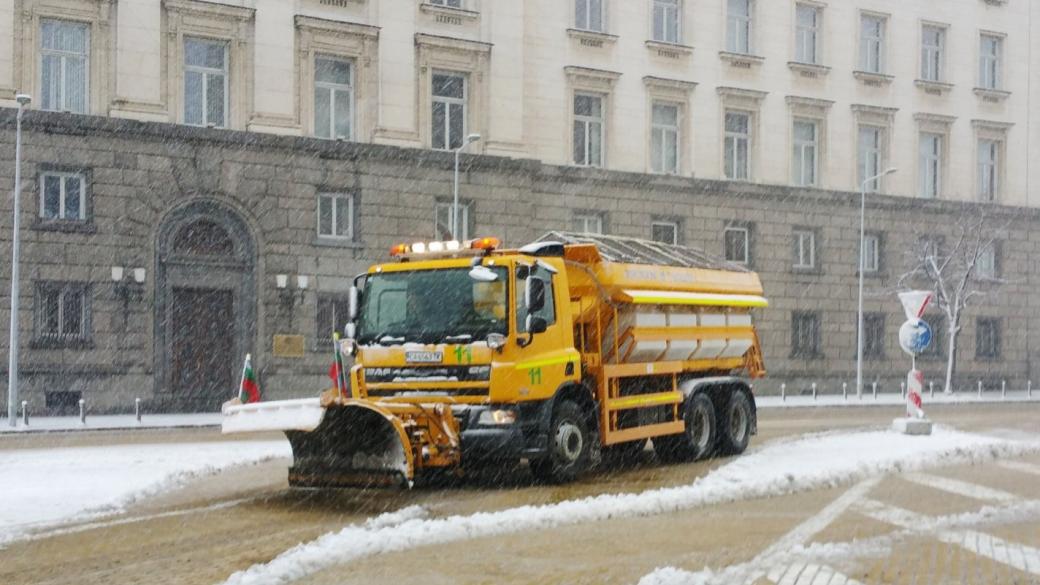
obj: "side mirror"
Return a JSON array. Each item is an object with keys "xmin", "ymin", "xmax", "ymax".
[
  {"xmin": 526, "ymin": 315, "xmax": 548, "ymax": 334},
  {"xmin": 525, "ymin": 278, "xmax": 546, "ymax": 313},
  {"xmin": 348, "ymin": 286, "xmax": 360, "ymax": 321}
]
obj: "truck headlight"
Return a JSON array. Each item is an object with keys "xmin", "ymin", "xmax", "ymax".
[{"xmin": 478, "ymin": 409, "xmax": 516, "ymax": 425}]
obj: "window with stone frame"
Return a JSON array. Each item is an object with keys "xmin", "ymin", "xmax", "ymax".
[
  {"xmin": 435, "ymin": 199, "xmax": 474, "ymax": 240},
  {"xmin": 791, "ymin": 310, "xmax": 822, "ymax": 358},
  {"xmin": 39, "ymin": 19, "xmax": 89, "ymax": 114},
  {"xmin": 651, "ymin": 101, "xmax": 680, "ymax": 174},
  {"xmin": 792, "ymin": 118, "xmax": 819, "ymax": 187},
  {"xmin": 576, "ymin": 0, "xmax": 605, "ymax": 32},
  {"xmin": 977, "ymin": 138, "xmax": 1000, "ymax": 202},
  {"xmin": 651, "ymin": 220, "xmax": 679, "ymax": 245},
  {"xmin": 33, "ymin": 281, "xmax": 90, "ymax": 347},
  {"xmin": 792, "ymin": 228, "xmax": 817, "ymax": 270},
  {"xmin": 921, "ymin": 24, "xmax": 946, "ymax": 82},
  {"xmin": 572, "ymin": 212, "xmax": 605, "ymax": 234},
  {"xmin": 979, "ymin": 34, "xmax": 1003, "ymax": 90},
  {"xmin": 976, "ymin": 317, "xmax": 1001, "ymax": 360},
  {"xmin": 724, "ymin": 110, "xmax": 751, "ymax": 180},
  {"xmin": 861, "ymin": 232, "xmax": 882, "ymax": 274},
  {"xmin": 724, "ymin": 223, "xmax": 751, "ymax": 265},
  {"xmin": 976, "ymin": 241, "xmax": 1000, "ymax": 281},
  {"xmin": 727, "ymin": 0, "xmax": 753, "ymax": 54},
  {"xmin": 574, "ymin": 92, "xmax": 605, "ymax": 167},
  {"xmin": 314, "ymin": 56, "xmax": 354, "ymax": 140},
  {"xmin": 652, "ymin": 0, "xmax": 681, "ymax": 44},
  {"xmin": 38, "ymin": 170, "xmax": 88, "ymax": 223},
  {"xmin": 316, "ymin": 295, "xmax": 350, "ymax": 348},
  {"xmin": 863, "ymin": 312, "xmax": 885, "ymax": 359},
  {"xmin": 858, "ymin": 125, "xmax": 884, "ymax": 193},
  {"xmin": 184, "ymin": 37, "xmax": 229, "ymax": 128},
  {"xmin": 431, "ymin": 71, "xmax": 467, "ymax": 150},
  {"xmin": 317, "ymin": 192, "xmax": 356, "ymax": 240},
  {"xmin": 859, "ymin": 14, "xmax": 885, "ymax": 73},
  {"xmin": 919, "ymin": 131, "xmax": 943, "ymax": 198},
  {"xmin": 795, "ymin": 3, "xmax": 821, "ymax": 65}
]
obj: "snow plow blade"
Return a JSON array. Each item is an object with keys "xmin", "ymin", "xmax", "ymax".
[
  {"xmin": 221, "ymin": 398, "xmax": 325, "ymax": 434},
  {"xmin": 285, "ymin": 401, "xmax": 416, "ymax": 489}
]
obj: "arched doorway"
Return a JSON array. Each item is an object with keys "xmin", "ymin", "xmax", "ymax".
[{"xmin": 155, "ymin": 201, "xmax": 256, "ymax": 412}]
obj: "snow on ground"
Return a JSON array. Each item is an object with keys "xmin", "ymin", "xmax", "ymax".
[
  {"xmin": 0, "ymin": 440, "xmax": 290, "ymax": 545},
  {"xmin": 222, "ymin": 426, "xmax": 1040, "ymax": 585},
  {"xmin": 755, "ymin": 390, "xmax": 1040, "ymax": 409},
  {"xmin": 0, "ymin": 412, "xmax": 223, "ymax": 433}
]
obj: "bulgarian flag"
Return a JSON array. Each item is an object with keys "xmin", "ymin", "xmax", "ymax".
[
  {"xmin": 238, "ymin": 354, "xmax": 261, "ymax": 403},
  {"xmin": 329, "ymin": 333, "xmax": 351, "ymax": 399}
]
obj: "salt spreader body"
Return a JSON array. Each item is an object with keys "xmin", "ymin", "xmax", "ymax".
[{"xmin": 222, "ymin": 233, "xmax": 768, "ymax": 487}]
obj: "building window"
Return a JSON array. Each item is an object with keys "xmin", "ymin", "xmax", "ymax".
[
  {"xmin": 431, "ymin": 71, "xmax": 467, "ymax": 151},
  {"xmin": 979, "ymin": 34, "xmax": 1002, "ymax": 90},
  {"xmin": 316, "ymin": 296, "xmax": 350, "ymax": 347},
  {"xmin": 861, "ymin": 233, "xmax": 881, "ymax": 274},
  {"xmin": 977, "ymin": 139, "xmax": 999, "ymax": 201},
  {"xmin": 921, "ymin": 25, "xmax": 945, "ymax": 82},
  {"xmin": 184, "ymin": 37, "xmax": 228, "ymax": 128},
  {"xmin": 860, "ymin": 14, "xmax": 885, "ymax": 73},
  {"xmin": 976, "ymin": 317, "xmax": 1001, "ymax": 359},
  {"xmin": 792, "ymin": 229, "xmax": 816, "ymax": 270},
  {"xmin": 314, "ymin": 56, "xmax": 354, "ymax": 140},
  {"xmin": 572, "ymin": 212, "xmax": 604, "ymax": 234},
  {"xmin": 792, "ymin": 118, "xmax": 818, "ymax": 187},
  {"xmin": 791, "ymin": 311, "xmax": 821, "ymax": 358},
  {"xmin": 576, "ymin": 0, "xmax": 605, "ymax": 32},
  {"xmin": 39, "ymin": 171, "xmax": 86, "ymax": 221},
  {"xmin": 653, "ymin": 0, "xmax": 681, "ymax": 44},
  {"xmin": 795, "ymin": 4, "xmax": 820, "ymax": 65},
  {"xmin": 39, "ymin": 19, "xmax": 89, "ymax": 114},
  {"xmin": 727, "ymin": 0, "xmax": 752, "ymax": 54},
  {"xmin": 858, "ymin": 125, "xmax": 884, "ymax": 193},
  {"xmin": 429, "ymin": 0, "xmax": 463, "ymax": 7},
  {"xmin": 317, "ymin": 193, "xmax": 355, "ymax": 240},
  {"xmin": 435, "ymin": 199, "xmax": 472, "ymax": 240},
  {"xmin": 651, "ymin": 102, "xmax": 680, "ymax": 174},
  {"xmin": 651, "ymin": 220, "xmax": 679, "ymax": 245},
  {"xmin": 34, "ymin": 282, "xmax": 89, "ymax": 346},
  {"xmin": 977, "ymin": 242, "xmax": 998, "ymax": 280},
  {"xmin": 863, "ymin": 312, "xmax": 885, "ymax": 358},
  {"xmin": 920, "ymin": 314, "xmax": 945, "ymax": 358},
  {"xmin": 724, "ymin": 225, "xmax": 750, "ymax": 265},
  {"xmin": 724, "ymin": 111, "xmax": 751, "ymax": 180},
  {"xmin": 919, "ymin": 132, "xmax": 943, "ymax": 198},
  {"xmin": 574, "ymin": 93, "xmax": 605, "ymax": 167}
]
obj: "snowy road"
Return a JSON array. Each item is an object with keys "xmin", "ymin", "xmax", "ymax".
[{"xmin": 0, "ymin": 403, "xmax": 1038, "ymax": 585}]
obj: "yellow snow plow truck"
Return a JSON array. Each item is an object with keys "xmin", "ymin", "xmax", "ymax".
[{"xmin": 222, "ymin": 232, "xmax": 768, "ymax": 487}]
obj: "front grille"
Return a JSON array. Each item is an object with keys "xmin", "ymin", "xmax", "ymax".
[{"xmin": 364, "ymin": 365, "xmax": 491, "ymax": 383}]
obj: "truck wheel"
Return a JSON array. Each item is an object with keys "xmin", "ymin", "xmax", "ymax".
[
  {"xmin": 530, "ymin": 400, "xmax": 591, "ymax": 483},
  {"xmin": 653, "ymin": 393, "xmax": 716, "ymax": 463},
  {"xmin": 717, "ymin": 390, "xmax": 752, "ymax": 455}
]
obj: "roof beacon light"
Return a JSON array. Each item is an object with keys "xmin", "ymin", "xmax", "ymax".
[
  {"xmin": 390, "ymin": 243, "xmax": 409, "ymax": 257},
  {"xmin": 470, "ymin": 237, "xmax": 500, "ymax": 251},
  {"xmin": 428, "ymin": 241, "xmax": 445, "ymax": 252},
  {"xmin": 412, "ymin": 242, "xmax": 427, "ymax": 254},
  {"xmin": 445, "ymin": 240, "xmax": 461, "ymax": 251}
]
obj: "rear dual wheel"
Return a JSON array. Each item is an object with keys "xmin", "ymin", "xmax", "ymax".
[
  {"xmin": 717, "ymin": 390, "xmax": 752, "ymax": 456},
  {"xmin": 653, "ymin": 393, "xmax": 716, "ymax": 462}
]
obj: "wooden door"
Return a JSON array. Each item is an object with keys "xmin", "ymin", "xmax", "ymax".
[{"xmin": 171, "ymin": 288, "xmax": 235, "ymax": 411}]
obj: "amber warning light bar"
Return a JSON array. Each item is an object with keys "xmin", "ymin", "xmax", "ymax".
[{"xmin": 390, "ymin": 237, "xmax": 501, "ymax": 258}]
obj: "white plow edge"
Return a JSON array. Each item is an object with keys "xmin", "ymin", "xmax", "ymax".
[{"xmin": 222, "ymin": 398, "xmax": 325, "ymax": 434}]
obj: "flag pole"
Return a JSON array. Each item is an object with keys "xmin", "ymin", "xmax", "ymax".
[{"xmin": 332, "ymin": 334, "xmax": 345, "ymax": 398}]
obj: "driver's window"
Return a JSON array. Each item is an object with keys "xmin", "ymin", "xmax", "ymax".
[{"xmin": 516, "ymin": 265, "xmax": 556, "ymax": 333}]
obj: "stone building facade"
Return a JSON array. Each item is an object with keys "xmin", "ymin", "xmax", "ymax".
[{"xmin": 1, "ymin": 109, "xmax": 1037, "ymax": 412}]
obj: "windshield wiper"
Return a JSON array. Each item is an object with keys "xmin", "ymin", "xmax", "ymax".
[
  {"xmin": 377, "ymin": 334, "xmax": 406, "ymax": 345},
  {"xmin": 442, "ymin": 334, "xmax": 473, "ymax": 344}
]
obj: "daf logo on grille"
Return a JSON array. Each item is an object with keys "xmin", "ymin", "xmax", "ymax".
[{"xmin": 405, "ymin": 351, "xmax": 443, "ymax": 363}]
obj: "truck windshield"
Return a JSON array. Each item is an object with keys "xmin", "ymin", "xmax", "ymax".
[{"xmin": 356, "ymin": 267, "xmax": 509, "ymax": 345}]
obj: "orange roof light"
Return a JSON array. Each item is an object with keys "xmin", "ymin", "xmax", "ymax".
[
  {"xmin": 470, "ymin": 237, "xmax": 500, "ymax": 251},
  {"xmin": 389, "ymin": 243, "xmax": 409, "ymax": 257}
]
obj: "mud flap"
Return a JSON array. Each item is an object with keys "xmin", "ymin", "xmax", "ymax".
[{"xmin": 285, "ymin": 402, "xmax": 415, "ymax": 489}]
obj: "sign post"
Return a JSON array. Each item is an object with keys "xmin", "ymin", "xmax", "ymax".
[{"xmin": 894, "ymin": 291, "xmax": 934, "ymax": 435}]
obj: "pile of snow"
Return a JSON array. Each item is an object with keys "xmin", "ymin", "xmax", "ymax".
[
  {"xmin": 223, "ymin": 426, "xmax": 1040, "ymax": 585},
  {"xmin": 0, "ymin": 412, "xmax": 222, "ymax": 433},
  {"xmin": 0, "ymin": 440, "xmax": 290, "ymax": 545}
]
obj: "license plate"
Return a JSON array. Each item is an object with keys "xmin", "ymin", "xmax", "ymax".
[{"xmin": 405, "ymin": 351, "xmax": 443, "ymax": 363}]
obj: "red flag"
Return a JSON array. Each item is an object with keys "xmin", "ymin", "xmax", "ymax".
[
  {"xmin": 328, "ymin": 361, "xmax": 340, "ymax": 384},
  {"xmin": 238, "ymin": 354, "xmax": 260, "ymax": 403}
]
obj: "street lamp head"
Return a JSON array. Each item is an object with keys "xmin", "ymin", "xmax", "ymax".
[
  {"xmin": 15, "ymin": 94, "xmax": 31, "ymax": 106},
  {"xmin": 882, "ymin": 167, "xmax": 898, "ymax": 176},
  {"xmin": 465, "ymin": 133, "xmax": 481, "ymax": 144}
]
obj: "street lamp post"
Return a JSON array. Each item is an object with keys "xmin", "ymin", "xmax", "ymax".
[
  {"xmin": 856, "ymin": 166, "xmax": 897, "ymax": 399},
  {"xmin": 8, "ymin": 94, "xmax": 31, "ymax": 426},
  {"xmin": 452, "ymin": 133, "xmax": 481, "ymax": 240}
]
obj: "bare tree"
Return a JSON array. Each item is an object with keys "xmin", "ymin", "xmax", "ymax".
[{"xmin": 898, "ymin": 209, "xmax": 1008, "ymax": 393}]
